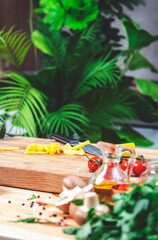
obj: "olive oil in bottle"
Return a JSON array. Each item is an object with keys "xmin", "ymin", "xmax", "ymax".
[{"xmin": 93, "ymin": 153, "xmax": 127, "ymax": 203}]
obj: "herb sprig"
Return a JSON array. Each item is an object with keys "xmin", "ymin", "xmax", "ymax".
[
  {"xmin": 64, "ymin": 177, "xmax": 158, "ymax": 240},
  {"xmin": 27, "ymin": 194, "xmax": 37, "ymax": 201},
  {"xmin": 12, "ymin": 217, "xmax": 54, "ymax": 224}
]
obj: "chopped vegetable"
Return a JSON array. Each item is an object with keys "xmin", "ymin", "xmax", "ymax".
[
  {"xmin": 24, "ymin": 151, "xmax": 48, "ymax": 154},
  {"xmin": 119, "ymin": 142, "xmax": 135, "ymax": 150},
  {"xmin": 118, "ymin": 142, "xmax": 136, "ymax": 157},
  {"xmin": 71, "ymin": 141, "xmax": 90, "ymax": 150},
  {"xmin": 60, "ymin": 143, "xmax": 72, "ymax": 152},
  {"xmin": 64, "ymin": 149, "xmax": 85, "ymax": 155},
  {"xmin": 24, "ymin": 143, "xmax": 60, "ymax": 155},
  {"xmin": 24, "ymin": 141, "xmax": 89, "ymax": 156}
]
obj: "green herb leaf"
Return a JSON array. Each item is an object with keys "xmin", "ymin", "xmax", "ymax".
[
  {"xmin": 63, "ymin": 227, "xmax": 80, "ymax": 235},
  {"xmin": 27, "ymin": 194, "xmax": 37, "ymax": 200},
  {"xmin": 133, "ymin": 199, "xmax": 149, "ymax": 216},
  {"xmin": 13, "ymin": 217, "xmax": 55, "ymax": 224},
  {"xmin": 86, "ymin": 208, "xmax": 95, "ymax": 221},
  {"xmin": 14, "ymin": 217, "xmax": 40, "ymax": 223},
  {"xmin": 72, "ymin": 199, "xmax": 84, "ymax": 206},
  {"xmin": 76, "ymin": 222, "xmax": 92, "ymax": 240},
  {"xmin": 64, "ymin": 177, "xmax": 158, "ymax": 240}
]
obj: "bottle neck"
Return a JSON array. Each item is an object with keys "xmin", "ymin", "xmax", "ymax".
[{"xmin": 104, "ymin": 153, "xmax": 120, "ymax": 164}]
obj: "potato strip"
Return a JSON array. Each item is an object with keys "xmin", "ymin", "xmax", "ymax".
[{"xmin": 0, "ymin": 147, "xmax": 19, "ymax": 151}]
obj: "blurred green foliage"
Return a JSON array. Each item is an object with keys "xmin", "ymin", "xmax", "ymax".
[{"xmin": 0, "ymin": 0, "xmax": 158, "ymax": 147}]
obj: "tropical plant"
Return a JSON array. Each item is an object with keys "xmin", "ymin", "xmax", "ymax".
[
  {"xmin": 0, "ymin": 0, "xmax": 158, "ymax": 147},
  {"xmin": 0, "ymin": 26, "xmax": 31, "ymax": 68},
  {"xmin": 0, "ymin": 116, "xmax": 5, "ymax": 138}
]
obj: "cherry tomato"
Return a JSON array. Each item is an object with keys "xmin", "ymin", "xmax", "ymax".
[
  {"xmin": 133, "ymin": 155, "xmax": 147, "ymax": 177},
  {"xmin": 87, "ymin": 156, "xmax": 103, "ymax": 172},
  {"xmin": 119, "ymin": 158, "xmax": 128, "ymax": 171}
]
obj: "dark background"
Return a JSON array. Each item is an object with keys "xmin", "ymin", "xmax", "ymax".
[
  {"xmin": 0, "ymin": 0, "xmax": 38, "ymax": 71},
  {"xmin": 0, "ymin": 0, "xmax": 157, "ymax": 79}
]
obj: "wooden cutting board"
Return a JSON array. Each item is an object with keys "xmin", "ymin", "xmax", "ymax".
[
  {"xmin": 0, "ymin": 186, "xmax": 76, "ymax": 240},
  {"xmin": 0, "ymin": 136, "xmax": 158, "ymax": 193},
  {"xmin": 0, "ymin": 136, "xmax": 92, "ymax": 193}
]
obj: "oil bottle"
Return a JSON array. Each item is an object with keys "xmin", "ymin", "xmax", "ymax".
[{"xmin": 93, "ymin": 152, "xmax": 128, "ymax": 203}]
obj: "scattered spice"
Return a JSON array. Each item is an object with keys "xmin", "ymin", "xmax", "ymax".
[
  {"xmin": 52, "ymin": 214, "xmax": 57, "ymax": 217},
  {"xmin": 8, "ymin": 200, "xmax": 11, "ymax": 204},
  {"xmin": 63, "ymin": 216, "xmax": 67, "ymax": 220},
  {"xmin": 59, "ymin": 220, "xmax": 65, "ymax": 226},
  {"xmin": 30, "ymin": 202, "xmax": 34, "ymax": 208},
  {"xmin": 39, "ymin": 212, "xmax": 42, "ymax": 216},
  {"xmin": 36, "ymin": 201, "xmax": 42, "ymax": 206},
  {"xmin": 36, "ymin": 201, "xmax": 48, "ymax": 207},
  {"xmin": 22, "ymin": 203, "xmax": 25, "ymax": 206}
]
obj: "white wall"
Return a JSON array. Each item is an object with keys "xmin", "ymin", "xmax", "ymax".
[{"xmin": 114, "ymin": 0, "xmax": 158, "ymax": 81}]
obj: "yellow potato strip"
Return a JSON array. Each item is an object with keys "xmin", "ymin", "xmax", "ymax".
[
  {"xmin": 63, "ymin": 149, "xmax": 85, "ymax": 155},
  {"xmin": 0, "ymin": 147, "xmax": 19, "ymax": 151},
  {"xmin": 24, "ymin": 151, "xmax": 48, "ymax": 155},
  {"xmin": 71, "ymin": 140, "xmax": 90, "ymax": 150},
  {"xmin": 24, "ymin": 140, "xmax": 90, "ymax": 155}
]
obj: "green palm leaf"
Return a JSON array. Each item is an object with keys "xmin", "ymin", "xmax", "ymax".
[
  {"xmin": 31, "ymin": 26, "xmax": 64, "ymax": 66},
  {"xmin": 74, "ymin": 19, "xmax": 101, "ymax": 54},
  {"xmin": 83, "ymin": 89, "xmax": 136, "ymax": 128},
  {"xmin": 0, "ymin": 72, "xmax": 47, "ymax": 137},
  {"xmin": 42, "ymin": 104, "xmax": 89, "ymax": 137},
  {"xmin": 73, "ymin": 52, "xmax": 121, "ymax": 99},
  {"xmin": 65, "ymin": 19, "xmax": 101, "ymax": 76},
  {"xmin": 0, "ymin": 26, "xmax": 31, "ymax": 68}
]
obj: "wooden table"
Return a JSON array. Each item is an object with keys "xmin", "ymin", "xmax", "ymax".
[
  {"xmin": 0, "ymin": 186, "xmax": 77, "ymax": 240},
  {"xmin": 0, "ymin": 136, "xmax": 158, "ymax": 239}
]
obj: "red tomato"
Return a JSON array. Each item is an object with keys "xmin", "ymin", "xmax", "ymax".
[
  {"xmin": 133, "ymin": 155, "xmax": 147, "ymax": 177},
  {"xmin": 119, "ymin": 158, "xmax": 128, "ymax": 171},
  {"xmin": 87, "ymin": 156, "xmax": 103, "ymax": 172}
]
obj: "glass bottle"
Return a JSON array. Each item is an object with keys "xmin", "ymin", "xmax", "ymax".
[
  {"xmin": 93, "ymin": 152, "xmax": 128, "ymax": 203},
  {"xmin": 139, "ymin": 164, "xmax": 158, "ymax": 185}
]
